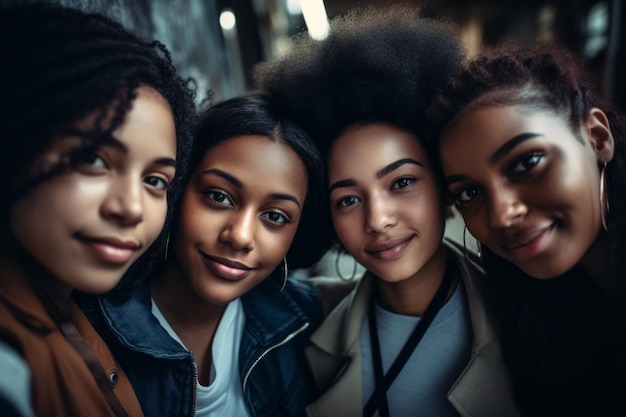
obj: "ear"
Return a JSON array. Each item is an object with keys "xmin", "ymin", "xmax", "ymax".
[{"xmin": 584, "ymin": 107, "xmax": 615, "ymax": 163}]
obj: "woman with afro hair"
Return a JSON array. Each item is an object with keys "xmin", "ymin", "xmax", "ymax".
[
  {"xmin": 0, "ymin": 3, "xmax": 195, "ymax": 417},
  {"xmin": 254, "ymin": 6, "xmax": 522, "ymax": 417},
  {"xmin": 428, "ymin": 41, "xmax": 626, "ymax": 416}
]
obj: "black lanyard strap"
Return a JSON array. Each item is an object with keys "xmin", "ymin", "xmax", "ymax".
[{"xmin": 364, "ymin": 261, "xmax": 455, "ymax": 417}]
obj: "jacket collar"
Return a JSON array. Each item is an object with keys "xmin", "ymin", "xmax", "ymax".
[
  {"xmin": 241, "ymin": 278, "xmax": 312, "ymax": 348},
  {"xmin": 0, "ymin": 251, "xmax": 59, "ymax": 333},
  {"xmin": 98, "ymin": 279, "xmax": 189, "ymax": 358}
]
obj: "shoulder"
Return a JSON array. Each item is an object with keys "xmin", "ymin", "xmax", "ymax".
[
  {"xmin": 0, "ymin": 339, "xmax": 35, "ymax": 417},
  {"xmin": 309, "ymin": 275, "xmax": 358, "ymax": 317}
]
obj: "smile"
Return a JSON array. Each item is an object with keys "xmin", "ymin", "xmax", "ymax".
[
  {"xmin": 200, "ymin": 252, "xmax": 255, "ymax": 281},
  {"xmin": 365, "ymin": 236, "xmax": 414, "ymax": 261},
  {"xmin": 78, "ymin": 235, "xmax": 140, "ymax": 265},
  {"xmin": 501, "ymin": 224, "xmax": 554, "ymax": 260}
]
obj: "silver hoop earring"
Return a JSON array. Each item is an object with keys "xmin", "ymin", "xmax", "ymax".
[
  {"xmin": 335, "ymin": 249, "xmax": 358, "ymax": 281},
  {"xmin": 600, "ymin": 161, "xmax": 610, "ymax": 231},
  {"xmin": 463, "ymin": 225, "xmax": 481, "ymax": 261},
  {"xmin": 164, "ymin": 233, "xmax": 170, "ymax": 261},
  {"xmin": 278, "ymin": 257, "xmax": 288, "ymax": 292}
]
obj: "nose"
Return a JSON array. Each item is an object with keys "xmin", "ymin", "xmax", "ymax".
[
  {"xmin": 219, "ymin": 207, "xmax": 255, "ymax": 251},
  {"xmin": 364, "ymin": 193, "xmax": 397, "ymax": 234},
  {"xmin": 101, "ymin": 175, "xmax": 144, "ymax": 226},
  {"xmin": 487, "ymin": 186, "xmax": 527, "ymax": 228}
]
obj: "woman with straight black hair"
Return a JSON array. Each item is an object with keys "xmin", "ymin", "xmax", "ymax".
[{"xmin": 82, "ymin": 92, "xmax": 340, "ymax": 417}]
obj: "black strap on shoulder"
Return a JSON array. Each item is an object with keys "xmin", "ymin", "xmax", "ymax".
[{"xmin": 363, "ymin": 261, "xmax": 455, "ymax": 417}]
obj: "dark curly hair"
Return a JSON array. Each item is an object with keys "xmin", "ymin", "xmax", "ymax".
[
  {"xmin": 427, "ymin": 42, "xmax": 626, "ymax": 415},
  {"xmin": 0, "ymin": 3, "xmax": 196, "ymax": 291},
  {"xmin": 190, "ymin": 92, "xmax": 331, "ymax": 270},
  {"xmin": 253, "ymin": 6, "xmax": 464, "ymax": 242}
]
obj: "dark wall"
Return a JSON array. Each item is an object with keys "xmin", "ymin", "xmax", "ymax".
[{"xmin": 1, "ymin": 0, "xmax": 232, "ymax": 102}]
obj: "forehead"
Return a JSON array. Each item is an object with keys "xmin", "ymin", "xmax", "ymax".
[
  {"xmin": 198, "ymin": 134, "xmax": 308, "ymax": 200},
  {"xmin": 440, "ymin": 105, "xmax": 574, "ymax": 161},
  {"xmin": 328, "ymin": 123, "xmax": 430, "ymax": 177}
]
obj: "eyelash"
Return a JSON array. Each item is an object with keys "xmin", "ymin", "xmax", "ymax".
[
  {"xmin": 453, "ymin": 152, "xmax": 545, "ymax": 206},
  {"xmin": 205, "ymin": 190, "xmax": 291, "ymax": 225},
  {"xmin": 510, "ymin": 151, "xmax": 543, "ymax": 176}
]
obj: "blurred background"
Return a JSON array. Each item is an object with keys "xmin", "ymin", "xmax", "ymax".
[
  {"xmin": 2, "ymin": 0, "xmax": 623, "ymax": 274},
  {"xmin": 4, "ymin": 0, "xmax": 624, "ymax": 108}
]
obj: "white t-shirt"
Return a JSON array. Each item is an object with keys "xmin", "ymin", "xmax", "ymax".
[
  {"xmin": 151, "ymin": 298, "xmax": 253, "ymax": 417},
  {"xmin": 360, "ymin": 280, "xmax": 472, "ymax": 417}
]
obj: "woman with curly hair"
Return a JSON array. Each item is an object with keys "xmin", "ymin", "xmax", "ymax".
[
  {"xmin": 428, "ymin": 42, "xmax": 626, "ymax": 415},
  {"xmin": 254, "ymin": 6, "xmax": 521, "ymax": 417},
  {"xmin": 0, "ymin": 3, "xmax": 195, "ymax": 417}
]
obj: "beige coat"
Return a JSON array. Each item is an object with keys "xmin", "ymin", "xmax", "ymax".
[{"xmin": 305, "ymin": 241, "xmax": 522, "ymax": 417}]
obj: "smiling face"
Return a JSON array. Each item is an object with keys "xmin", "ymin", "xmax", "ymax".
[
  {"xmin": 9, "ymin": 86, "xmax": 177, "ymax": 294},
  {"xmin": 440, "ymin": 104, "xmax": 614, "ymax": 279},
  {"xmin": 328, "ymin": 123, "xmax": 445, "ymax": 283},
  {"xmin": 174, "ymin": 135, "xmax": 307, "ymax": 305}
]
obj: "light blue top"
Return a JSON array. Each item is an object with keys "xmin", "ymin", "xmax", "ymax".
[
  {"xmin": 360, "ymin": 279, "xmax": 472, "ymax": 417},
  {"xmin": 0, "ymin": 339, "xmax": 35, "ymax": 417}
]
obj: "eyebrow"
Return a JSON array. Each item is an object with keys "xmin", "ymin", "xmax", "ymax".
[
  {"xmin": 489, "ymin": 132, "xmax": 543, "ymax": 164},
  {"xmin": 329, "ymin": 158, "xmax": 422, "ymax": 193},
  {"xmin": 202, "ymin": 168, "xmax": 301, "ymax": 208},
  {"xmin": 101, "ymin": 137, "xmax": 176, "ymax": 168},
  {"xmin": 446, "ymin": 132, "xmax": 542, "ymax": 186}
]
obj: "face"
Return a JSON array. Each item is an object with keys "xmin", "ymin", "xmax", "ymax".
[
  {"xmin": 440, "ymin": 105, "xmax": 613, "ymax": 279},
  {"xmin": 10, "ymin": 86, "xmax": 177, "ymax": 293},
  {"xmin": 174, "ymin": 135, "xmax": 307, "ymax": 305},
  {"xmin": 328, "ymin": 123, "xmax": 445, "ymax": 283}
]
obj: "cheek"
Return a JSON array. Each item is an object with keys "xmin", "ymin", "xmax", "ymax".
[{"xmin": 331, "ymin": 212, "xmax": 357, "ymax": 247}]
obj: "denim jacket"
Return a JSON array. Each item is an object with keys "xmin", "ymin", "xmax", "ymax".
[{"xmin": 79, "ymin": 275, "xmax": 324, "ymax": 417}]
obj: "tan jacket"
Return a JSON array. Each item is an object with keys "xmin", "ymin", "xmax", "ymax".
[
  {"xmin": 305, "ymin": 241, "xmax": 522, "ymax": 417},
  {"xmin": 0, "ymin": 252, "xmax": 144, "ymax": 417}
]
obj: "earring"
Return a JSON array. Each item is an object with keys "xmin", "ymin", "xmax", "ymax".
[
  {"xmin": 335, "ymin": 249, "xmax": 358, "ymax": 281},
  {"xmin": 278, "ymin": 257, "xmax": 288, "ymax": 292},
  {"xmin": 463, "ymin": 225, "xmax": 481, "ymax": 261},
  {"xmin": 164, "ymin": 233, "xmax": 170, "ymax": 261},
  {"xmin": 600, "ymin": 161, "xmax": 610, "ymax": 231}
]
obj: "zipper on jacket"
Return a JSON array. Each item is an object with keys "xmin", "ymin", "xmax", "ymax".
[
  {"xmin": 191, "ymin": 359, "xmax": 198, "ymax": 417},
  {"xmin": 242, "ymin": 321, "xmax": 310, "ymax": 393}
]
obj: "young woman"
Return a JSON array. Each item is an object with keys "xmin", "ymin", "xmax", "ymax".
[
  {"xmin": 82, "ymin": 92, "xmax": 337, "ymax": 417},
  {"xmin": 254, "ymin": 7, "xmax": 522, "ymax": 417},
  {"xmin": 428, "ymin": 42, "xmax": 626, "ymax": 415},
  {"xmin": 0, "ymin": 4, "xmax": 195, "ymax": 417}
]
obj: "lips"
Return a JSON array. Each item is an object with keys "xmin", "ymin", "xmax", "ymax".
[
  {"xmin": 200, "ymin": 252, "xmax": 255, "ymax": 281},
  {"xmin": 365, "ymin": 236, "xmax": 414, "ymax": 261},
  {"xmin": 78, "ymin": 235, "xmax": 140, "ymax": 265},
  {"xmin": 500, "ymin": 224, "xmax": 555, "ymax": 259}
]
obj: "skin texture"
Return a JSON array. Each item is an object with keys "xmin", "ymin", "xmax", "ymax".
[
  {"xmin": 327, "ymin": 123, "xmax": 447, "ymax": 315},
  {"xmin": 440, "ymin": 105, "xmax": 614, "ymax": 279},
  {"xmin": 152, "ymin": 134, "xmax": 308, "ymax": 384},
  {"xmin": 9, "ymin": 86, "xmax": 177, "ymax": 296}
]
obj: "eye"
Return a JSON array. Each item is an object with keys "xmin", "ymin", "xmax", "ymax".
[
  {"xmin": 144, "ymin": 176, "xmax": 169, "ymax": 190},
  {"xmin": 510, "ymin": 152, "xmax": 543, "ymax": 175},
  {"xmin": 75, "ymin": 149, "xmax": 108, "ymax": 173},
  {"xmin": 455, "ymin": 186, "xmax": 481, "ymax": 204},
  {"xmin": 205, "ymin": 190, "xmax": 233, "ymax": 206},
  {"xmin": 262, "ymin": 211, "xmax": 290, "ymax": 224},
  {"xmin": 336, "ymin": 195, "xmax": 360, "ymax": 208},
  {"xmin": 391, "ymin": 176, "xmax": 415, "ymax": 190}
]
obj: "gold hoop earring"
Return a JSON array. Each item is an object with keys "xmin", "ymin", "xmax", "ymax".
[
  {"xmin": 335, "ymin": 249, "xmax": 358, "ymax": 281},
  {"xmin": 164, "ymin": 233, "xmax": 170, "ymax": 261},
  {"xmin": 279, "ymin": 257, "xmax": 288, "ymax": 292},
  {"xmin": 600, "ymin": 161, "xmax": 610, "ymax": 231},
  {"xmin": 463, "ymin": 225, "xmax": 481, "ymax": 261}
]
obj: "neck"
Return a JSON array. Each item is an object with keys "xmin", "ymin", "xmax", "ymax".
[
  {"xmin": 151, "ymin": 259, "xmax": 226, "ymax": 386},
  {"xmin": 375, "ymin": 245, "xmax": 450, "ymax": 316}
]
